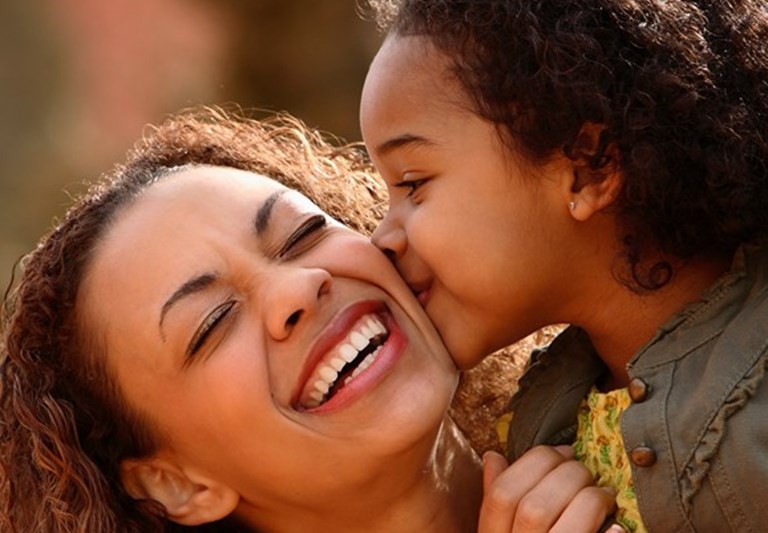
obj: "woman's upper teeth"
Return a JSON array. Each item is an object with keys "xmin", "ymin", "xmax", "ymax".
[{"xmin": 305, "ymin": 314, "xmax": 387, "ymax": 407}]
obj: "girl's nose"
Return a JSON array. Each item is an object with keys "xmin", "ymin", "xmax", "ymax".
[
  {"xmin": 371, "ymin": 214, "xmax": 407, "ymax": 263},
  {"xmin": 264, "ymin": 267, "xmax": 332, "ymax": 341}
]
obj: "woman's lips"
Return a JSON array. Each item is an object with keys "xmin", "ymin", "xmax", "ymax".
[
  {"xmin": 299, "ymin": 313, "xmax": 388, "ymax": 408},
  {"xmin": 308, "ymin": 314, "xmax": 406, "ymax": 413},
  {"xmin": 293, "ymin": 301, "xmax": 406, "ymax": 412}
]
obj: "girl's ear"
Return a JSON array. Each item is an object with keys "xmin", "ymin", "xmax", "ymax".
[
  {"xmin": 120, "ymin": 456, "xmax": 239, "ymax": 526},
  {"xmin": 565, "ymin": 122, "xmax": 622, "ymax": 221}
]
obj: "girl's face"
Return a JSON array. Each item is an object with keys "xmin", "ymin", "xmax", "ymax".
[
  {"xmin": 361, "ymin": 36, "xmax": 579, "ymax": 368},
  {"xmin": 80, "ymin": 166, "xmax": 456, "ymax": 527}
]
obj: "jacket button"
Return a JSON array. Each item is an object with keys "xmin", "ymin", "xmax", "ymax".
[
  {"xmin": 630, "ymin": 446, "xmax": 657, "ymax": 467},
  {"xmin": 628, "ymin": 378, "xmax": 649, "ymax": 402}
]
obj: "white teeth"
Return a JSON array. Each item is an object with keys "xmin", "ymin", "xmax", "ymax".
[
  {"xmin": 339, "ymin": 343, "xmax": 358, "ymax": 362},
  {"xmin": 343, "ymin": 346, "xmax": 382, "ymax": 386},
  {"xmin": 314, "ymin": 380, "xmax": 330, "ymax": 395},
  {"xmin": 319, "ymin": 365, "xmax": 338, "ymax": 383},
  {"xmin": 309, "ymin": 390, "xmax": 324, "ymax": 403},
  {"xmin": 302, "ymin": 313, "xmax": 390, "ymax": 408},
  {"xmin": 368, "ymin": 316, "xmax": 385, "ymax": 335},
  {"xmin": 350, "ymin": 331, "xmax": 369, "ymax": 351}
]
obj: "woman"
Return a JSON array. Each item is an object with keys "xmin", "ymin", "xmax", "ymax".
[{"xmin": 0, "ymin": 109, "xmax": 616, "ymax": 532}]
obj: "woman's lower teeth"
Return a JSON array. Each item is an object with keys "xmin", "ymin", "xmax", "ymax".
[{"xmin": 308, "ymin": 345, "xmax": 384, "ymax": 407}]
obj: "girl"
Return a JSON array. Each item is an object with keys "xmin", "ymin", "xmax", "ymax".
[{"xmin": 361, "ymin": 1, "xmax": 768, "ymax": 531}]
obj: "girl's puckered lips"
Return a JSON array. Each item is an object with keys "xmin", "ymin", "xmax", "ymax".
[{"xmin": 405, "ymin": 279, "xmax": 432, "ymax": 308}]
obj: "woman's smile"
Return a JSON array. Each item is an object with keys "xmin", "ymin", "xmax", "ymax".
[{"xmin": 294, "ymin": 300, "xmax": 402, "ymax": 410}]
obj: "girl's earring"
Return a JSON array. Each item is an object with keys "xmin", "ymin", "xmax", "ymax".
[{"xmin": 568, "ymin": 200, "xmax": 577, "ymax": 211}]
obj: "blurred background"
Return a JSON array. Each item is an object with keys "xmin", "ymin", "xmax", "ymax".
[{"xmin": 0, "ymin": 0, "xmax": 382, "ymax": 292}]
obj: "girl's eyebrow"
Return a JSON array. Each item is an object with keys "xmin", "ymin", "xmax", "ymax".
[{"xmin": 373, "ymin": 133, "xmax": 436, "ymax": 157}]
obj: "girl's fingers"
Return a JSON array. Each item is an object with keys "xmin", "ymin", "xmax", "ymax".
[
  {"xmin": 510, "ymin": 459, "xmax": 594, "ymax": 533},
  {"xmin": 478, "ymin": 446, "xmax": 577, "ymax": 533},
  {"xmin": 548, "ymin": 486, "xmax": 618, "ymax": 533},
  {"xmin": 483, "ymin": 451, "xmax": 509, "ymax": 492}
]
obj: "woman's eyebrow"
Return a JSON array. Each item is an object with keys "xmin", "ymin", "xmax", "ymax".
[
  {"xmin": 255, "ymin": 189, "xmax": 286, "ymax": 235},
  {"xmin": 158, "ymin": 273, "xmax": 217, "ymax": 337},
  {"xmin": 158, "ymin": 190, "xmax": 285, "ymax": 338}
]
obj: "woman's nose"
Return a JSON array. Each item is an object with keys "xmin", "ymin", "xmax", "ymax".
[
  {"xmin": 264, "ymin": 267, "xmax": 332, "ymax": 341},
  {"xmin": 371, "ymin": 214, "xmax": 407, "ymax": 263}
]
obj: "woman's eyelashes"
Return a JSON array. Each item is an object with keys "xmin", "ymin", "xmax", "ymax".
[
  {"xmin": 186, "ymin": 300, "xmax": 237, "ymax": 364},
  {"xmin": 278, "ymin": 214, "xmax": 327, "ymax": 258},
  {"xmin": 182, "ymin": 214, "xmax": 328, "ymax": 364}
]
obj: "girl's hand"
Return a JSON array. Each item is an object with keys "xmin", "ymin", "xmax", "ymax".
[{"xmin": 478, "ymin": 446, "xmax": 623, "ymax": 533}]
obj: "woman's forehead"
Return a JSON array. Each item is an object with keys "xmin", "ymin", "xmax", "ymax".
[
  {"xmin": 151, "ymin": 165, "xmax": 287, "ymax": 199},
  {"xmin": 156, "ymin": 166, "xmax": 329, "ymax": 217}
]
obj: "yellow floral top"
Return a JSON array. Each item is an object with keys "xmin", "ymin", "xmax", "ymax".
[
  {"xmin": 572, "ymin": 387, "xmax": 646, "ymax": 533},
  {"xmin": 495, "ymin": 387, "xmax": 647, "ymax": 532}
]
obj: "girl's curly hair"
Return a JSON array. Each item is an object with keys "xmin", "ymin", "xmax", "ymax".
[
  {"xmin": 365, "ymin": 0, "xmax": 768, "ymax": 289},
  {"xmin": 0, "ymin": 107, "xmax": 385, "ymax": 532}
]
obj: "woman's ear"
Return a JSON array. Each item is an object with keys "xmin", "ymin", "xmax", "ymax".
[
  {"xmin": 565, "ymin": 122, "xmax": 622, "ymax": 221},
  {"xmin": 120, "ymin": 456, "xmax": 239, "ymax": 526}
]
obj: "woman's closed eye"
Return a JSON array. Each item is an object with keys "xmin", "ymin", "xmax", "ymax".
[
  {"xmin": 278, "ymin": 214, "xmax": 327, "ymax": 258},
  {"xmin": 186, "ymin": 300, "xmax": 237, "ymax": 364}
]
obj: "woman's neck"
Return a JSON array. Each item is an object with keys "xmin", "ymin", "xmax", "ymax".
[
  {"xmin": 236, "ymin": 417, "xmax": 482, "ymax": 533},
  {"xmin": 417, "ymin": 417, "xmax": 484, "ymax": 533},
  {"xmin": 349, "ymin": 417, "xmax": 482, "ymax": 533}
]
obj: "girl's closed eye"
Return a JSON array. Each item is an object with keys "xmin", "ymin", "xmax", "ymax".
[
  {"xmin": 279, "ymin": 214, "xmax": 328, "ymax": 258},
  {"xmin": 395, "ymin": 175, "xmax": 430, "ymax": 199},
  {"xmin": 186, "ymin": 300, "xmax": 238, "ymax": 364}
]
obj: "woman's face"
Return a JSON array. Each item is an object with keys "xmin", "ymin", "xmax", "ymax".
[
  {"xmin": 80, "ymin": 166, "xmax": 457, "ymax": 524},
  {"xmin": 361, "ymin": 36, "xmax": 578, "ymax": 368}
]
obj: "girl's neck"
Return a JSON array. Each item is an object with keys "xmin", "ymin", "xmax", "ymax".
[{"xmin": 578, "ymin": 252, "xmax": 733, "ymax": 388}]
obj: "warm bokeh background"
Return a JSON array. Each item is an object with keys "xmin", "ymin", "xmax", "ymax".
[{"xmin": 0, "ymin": 0, "xmax": 382, "ymax": 292}]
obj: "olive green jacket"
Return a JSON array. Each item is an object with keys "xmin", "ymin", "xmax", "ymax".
[{"xmin": 505, "ymin": 244, "xmax": 768, "ymax": 532}]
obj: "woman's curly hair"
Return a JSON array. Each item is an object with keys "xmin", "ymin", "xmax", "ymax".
[
  {"xmin": 0, "ymin": 107, "xmax": 385, "ymax": 532},
  {"xmin": 365, "ymin": 0, "xmax": 768, "ymax": 289}
]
